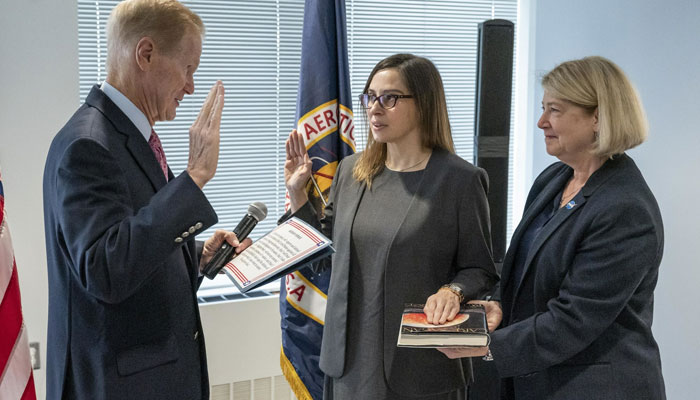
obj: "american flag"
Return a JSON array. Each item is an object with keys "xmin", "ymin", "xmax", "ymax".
[{"xmin": 0, "ymin": 171, "xmax": 37, "ymax": 400}]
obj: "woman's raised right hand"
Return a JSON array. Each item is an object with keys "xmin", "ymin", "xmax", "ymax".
[{"xmin": 284, "ymin": 130, "xmax": 312, "ymax": 211}]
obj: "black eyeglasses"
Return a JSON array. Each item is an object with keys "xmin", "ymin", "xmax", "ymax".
[{"xmin": 359, "ymin": 93, "xmax": 413, "ymax": 109}]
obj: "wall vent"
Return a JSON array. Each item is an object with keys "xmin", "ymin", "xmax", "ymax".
[{"xmin": 211, "ymin": 375, "xmax": 296, "ymax": 400}]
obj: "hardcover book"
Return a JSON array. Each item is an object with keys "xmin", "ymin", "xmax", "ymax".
[{"xmin": 396, "ymin": 303, "xmax": 490, "ymax": 348}]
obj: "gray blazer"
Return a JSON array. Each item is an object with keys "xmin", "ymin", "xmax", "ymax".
[
  {"xmin": 490, "ymin": 153, "xmax": 666, "ymax": 400},
  {"xmin": 289, "ymin": 148, "xmax": 498, "ymax": 396}
]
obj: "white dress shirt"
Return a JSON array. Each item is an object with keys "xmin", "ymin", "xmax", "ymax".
[{"xmin": 100, "ymin": 81, "xmax": 152, "ymax": 142}]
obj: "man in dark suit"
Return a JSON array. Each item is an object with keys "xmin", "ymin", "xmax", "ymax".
[{"xmin": 42, "ymin": 1, "xmax": 249, "ymax": 398}]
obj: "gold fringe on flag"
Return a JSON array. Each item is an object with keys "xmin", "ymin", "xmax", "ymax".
[{"xmin": 280, "ymin": 346, "xmax": 314, "ymax": 400}]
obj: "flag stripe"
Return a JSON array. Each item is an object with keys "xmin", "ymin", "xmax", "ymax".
[
  {"xmin": 0, "ymin": 323, "xmax": 33, "ymax": 400},
  {"xmin": 0, "ymin": 174, "xmax": 37, "ymax": 400},
  {"xmin": 0, "ymin": 261, "xmax": 23, "ymax": 372},
  {"xmin": 298, "ymin": 99, "xmax": 338, "ymax": 124},
  {"xmin": 291, "ymin": 270, "xmax": 327, "ymax": 300},
  {"xmin": 0, "ymin": 218, "xmax": 14, "ymax": 301},
  {"xmin": 21, "ymin": 373, "xmax": 37, "ymax": 400},
  {"xmin": 285, "ymin": 295, "xmax": 324, "ymax": 326},
  {"xmin": 285, "ymin": 272, "xmax": 327, "ymax": 325}
]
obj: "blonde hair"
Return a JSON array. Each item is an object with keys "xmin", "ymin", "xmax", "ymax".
[
  {"xmin": 541, "ymin": 56, "xmax": 648, "ymax": 157},
  {"xmin": 106, "ymin": 0, "xmax": 204, "ymax": 75},
  {"xmin": 353, "ymin": 54, "xmax": 455, "ymax": 187}
]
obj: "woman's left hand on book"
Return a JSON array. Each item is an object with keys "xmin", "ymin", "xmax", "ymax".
[{"xmin": 423, "ymin": 289, "xmax": 462, "ymax": 324}]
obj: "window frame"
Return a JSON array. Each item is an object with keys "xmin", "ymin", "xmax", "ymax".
[{"xmin": 76, "ymin": 0, "xmax": 521, "ymax": 298}]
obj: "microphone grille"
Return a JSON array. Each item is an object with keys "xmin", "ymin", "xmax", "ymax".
[{"xmin": 248, "ymin": 202, "xmax": 268, "ymax": 221}]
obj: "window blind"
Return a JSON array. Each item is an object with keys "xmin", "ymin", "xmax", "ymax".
[{"xmin": 78, "ymin": 0, "xmax": 518, "ymax": 293}]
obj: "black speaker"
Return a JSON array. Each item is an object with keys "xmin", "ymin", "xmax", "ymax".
[
  {"xmin": 470, "ymin": 19, "xmax": 514, "ymax": 400},
  {"xmin": 474, "ymin": 19, "xmax": 514, "ymax": 270}
]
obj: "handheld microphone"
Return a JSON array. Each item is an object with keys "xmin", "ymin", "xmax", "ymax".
[{"xmin": 202, "ymin": 201, "xmax": 268, "ymax": 279}]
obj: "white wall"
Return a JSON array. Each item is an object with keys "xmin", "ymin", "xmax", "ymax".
[
  {"xmin": 3, "ymin": 0, "xmax": 698, "ymax": 398},
  {"xmin": 529, "ymin": 1, "xmax": 700, "ymax": 398},
  {"xmin": 0, "ymin": 1, "xmax": 80, "ymax": 398},
  {"xmin": 199, "ymin": 296, "xmax": 283, "ymax": 382}
]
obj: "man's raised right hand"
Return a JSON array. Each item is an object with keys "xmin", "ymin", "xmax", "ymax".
[{"xmin": 187, "ymin": 81, "xmax": 224, "ymax": 189}]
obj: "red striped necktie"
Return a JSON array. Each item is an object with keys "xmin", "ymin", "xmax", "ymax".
[{"xmin": 148, "ymin": 129, "xmax": 169, "ymax": 180}]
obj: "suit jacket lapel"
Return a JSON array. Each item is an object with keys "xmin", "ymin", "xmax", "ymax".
[
  {"xmin": 331, "ymin": 160, "xmax": 366, "ymax": 315},
  {"xmin": 510, "ymin": 171, "xmax": 591, "ymax": 310},
  {"xmin": 500, "ymin": 168, "xmax": 571, "ymax": 290},
  {"xmin": 85, "ymin": 85, "xmax": 167, "ymax": 192},
  {"xmin": 514, "ymin": 196, "xmax": 586, "ymax": 295},
  {"xmin": 579, "ymin": 154, "xmax": 626, "ymax": 198},
  {"xmin": 385, "ymin": 149, "xmax": 439, "ymax": 251},
  {"xmin": 335, "ymin": 175, "xmax": 366, "ymax": 267},
  {"xmin": 85, "ymin": 86, "xmax": 196, "ymax": 283},
  {"xmin": 507, "ymin": 156, "xmax": 627, "ymax": 312},
  {"xmin": 325, "ymin": 161, "xmax": 365, "ymax": 374}
]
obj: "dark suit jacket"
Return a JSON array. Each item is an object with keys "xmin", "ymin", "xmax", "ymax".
[
  {"xmin": 490, "ymin": 153, "xmax": 666, "ymax": 400},
  {"xmin": 43, "ymin": 86, "xmax": 218, "ymax": 399},
  {"xmin": 288, "ymin": 149, "xmax": 499, "ymax": 397}
]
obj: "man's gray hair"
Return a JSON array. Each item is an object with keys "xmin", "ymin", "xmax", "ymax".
[{"xmin": 106, "ymin": 0, "xmax": 204, "ymax": 74}]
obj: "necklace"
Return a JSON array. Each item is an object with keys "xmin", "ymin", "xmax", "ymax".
[
  {"xmin": 386, "ymin": 154, "xmax": 430, "ymax": 172},
  {"xmin": 559, "ymin": 180, "xmax": 584, "ymax": 207}
]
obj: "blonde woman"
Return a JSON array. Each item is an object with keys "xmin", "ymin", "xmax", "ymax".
[{"xmin": 442, "ymin": 56, "xmax": 666, "ymax": 400}]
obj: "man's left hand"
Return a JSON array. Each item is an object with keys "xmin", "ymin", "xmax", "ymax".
[{"xmin": 200, "ymin": 229, "xmax": 253, "ymax": 271}]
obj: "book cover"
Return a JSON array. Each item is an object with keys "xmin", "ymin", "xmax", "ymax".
[{"xmin": 396, "ymin": 303, "xmax": 490, "ymax": 348}]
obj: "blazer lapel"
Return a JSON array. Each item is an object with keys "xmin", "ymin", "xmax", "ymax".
[
  {"xmin": 331, "ymin": 160, "xmax": 366, "ymax": 313},
  {"xmin": 500, "ymin": 168, "xmax": 571, "ymax": 289},
  {"xmin": 326, "ymin": 161, "xmax": 365, "ymax": 376},
  {"xmin": 579, "ymin": 154, "xmax": 626, "ymax": 198},
  {"xmin": 86, "ymin": 87, "xmax": 194, "ymax": 282},
  {"xmin": 85, "ymin": 85, "xmax": 167, "ymax": 192},
  {"xmin": 506, "ymin": 154, "xmax": 625, "ymax": 307},
  {"xmin": 385, "ymin": 149, "xmax": 438, "ymax": 251},
  {"xmin": 510, "ymin": 172, "xmax": 589, "ymax": 309},
  {"xmin": 334, "ymin": 174, "xmax": 366, "ymax": 267}
]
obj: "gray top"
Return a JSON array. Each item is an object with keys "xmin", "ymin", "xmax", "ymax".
[{"xmin": 327, "ymin": 167, "xmax": 465, "ymax": 400}]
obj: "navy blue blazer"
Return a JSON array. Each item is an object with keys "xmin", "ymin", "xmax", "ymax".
[
  {"xmin": 490, "ymin": 154, "xmax": 666, "ymax": 400},
  {"xmin": 43, "ymin": 86, "xmax": 217, "ymax": 399}
]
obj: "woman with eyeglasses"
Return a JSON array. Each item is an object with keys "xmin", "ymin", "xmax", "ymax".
[{"xmin": 282, "ymin": 53, "xmax": 498, "ymax": 399}]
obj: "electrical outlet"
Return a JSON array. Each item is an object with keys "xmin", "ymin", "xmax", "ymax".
[{"xmin": 29, "ymin": 342, "xmax": 40, "ymax": 370}]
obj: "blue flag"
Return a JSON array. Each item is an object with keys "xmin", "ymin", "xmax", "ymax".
[{"xmin": 279, "ymin": 1, "xmax": 355, "ymax": 398}]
